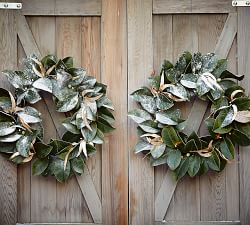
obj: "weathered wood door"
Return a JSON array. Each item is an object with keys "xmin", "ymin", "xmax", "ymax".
[
  {"xmin": 0, "ymin": 1, "xmax": 250, "ymax": 225},
  {"xmin": 0, "ymin": 0, "xmax": 127, "ymax": 225},
  {"xmin": 128, "ymin": 1, "xmax": 250, "ymax": 225}
]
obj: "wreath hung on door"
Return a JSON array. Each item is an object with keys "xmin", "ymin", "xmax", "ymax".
[
  {"xmin": 0, "ymin": 55, "xmax": 115, "ymax": 182},
  {"xmin": 129, "ymin": 51, "xmax": 250, "ymax": 180}
]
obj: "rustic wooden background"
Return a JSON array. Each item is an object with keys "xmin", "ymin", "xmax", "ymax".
[{"xmin": 0, "ymin": 1, "xmax": 249, "ymax": 225}]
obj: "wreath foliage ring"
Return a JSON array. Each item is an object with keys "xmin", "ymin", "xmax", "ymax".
[
  {"xmin": 0, "ymin": 55, "xmax": 115, "ymax": 182},
  {"xmin": 129, "ymin": 51, "xmax": 250, "ymax": 180}
]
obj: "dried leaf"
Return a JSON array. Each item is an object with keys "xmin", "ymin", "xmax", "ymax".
[{"xmin": 235, "ymin": 110, "xmax": 250, "ymax": 123}]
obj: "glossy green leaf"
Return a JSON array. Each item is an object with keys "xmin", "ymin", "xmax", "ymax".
[
  {"xmin": 51, "ymin": 158, "xmax": 71, "ymax": 182},
  {"xmin": 219, "ymin": 137, "xmax": 235, "ymax": 160},
  {"xmin": 207, "ymin": 151, "xmax": 220, "ymax": 171},
  {"xmin": 175, "ymin": 157, "xmax": 190, "ymax": 180},
  {"xmin": 71, "ymin": 156, "xmax": 85, "ymax": 174},
  {"xmin": 233, "ymin": 97, "xmax": 250, "ymax": 111},
  {"xmin": 188, "ymin": 155, "xmax": 201, "ymax": 177},
  {"xmin": 166, "ymin": 149, "xmax": 182, "ymax": 170},
  {"xmin": 34, "ymin": 142, "xmax": 53, "ymax": 159},
  {"xmin": 128, "ymin": 109, "xmax": 152, "ymax": 124},
  {"xmin": 162, "ymin": 126, "xmax": 182, "ymax": 148},
  {"xmin": 32, "ymin": 158, "xmax": 49, "ymax": 176}
]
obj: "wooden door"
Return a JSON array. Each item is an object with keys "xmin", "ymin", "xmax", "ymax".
[
  {"xmin": 1, "ymin": 1, "xmax": 250, "ymax": 225},
  {"xmin": 128, "ymin": 1, "xmax": 250, "ymax": 225},
  {"xmin": 0, "ymin": 0, "xmax": 128, "ymax": 225}
]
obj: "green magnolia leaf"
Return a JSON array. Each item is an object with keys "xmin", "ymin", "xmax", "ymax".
[
  {"xmin": 81, "ymin": 122, "xmax": 97, "ymax": 142},
  {"xmin": 220, "ymin": 70, "xmax": 244, "ymax": 81},
  {"xmin": 0, "ymin": 88, "xmax": 12, "ymax": 111},
  {"xmin": 51, "ymin": 158, "xmax": 71, "ymax": 182},
  {"xmin": 162, "ymin": 126, "xmax": 182, "ymax": 148},
  {"xmin": 62, "ymin": 56, "xmax": 73, "ymax": 68},
  {"xmin": 207, "ymin": 151, "xmax": 220, "ymax": 171},
  {"xmin": 34, "ymin": 142, "xmax": 53, "ymax": 159},
  {"xmin": 62, "ymin": 117, "xmax": 80, "ymax": 134},
  {"xmin": 71, "ymin": 156, "xmax": 85, "ymax": 174},
  {"xmin": 32, "ymin": 158, "xmax": 49, "ymax": 176},
  {"xmin": 0, "ymin": 142, "xmax": 16, "ymax": 153},
  {"xmin": 230, "ymin": 129, "xmax": 250, "ymax": 146},
  {"xmin": 184, "ymin": 139, "xmax": 198, "ymax": 153},
  {"xmin": 205, "ymin": 118, "xmax": 216, "ymax": 139},
  {"xmin": 148, "ymin": 75, "xmax": 161, "ymax": 90},
  {"xmin": 23, "ymin": 88, "xmax": 42, "ymax": 104},
  {"xmin": 138, "ymin": 120, "xmax": 159, "ymax": 133},
  {"xmin": 97, "ymin": 96, "xmax": 114, "ymax": 110},
  {"xmin": 156, "ymin": 94, "xmax": 174, "ymax": 110},
  {"xmin": 0, "ymin": 122, "xmax": 16, "ymax": 136},
  {"xmin": 155, "ymin": 109, "xmax": 181, "ymax": 125},
  {"xmin": 16, "ymin": 135, "xmax": 33, "ymax": 157},
  {"xmin": 134, "ymin": 140, "xmax": 152, "ymax": 153},
  {"xmin": 17, "ymin": 106, "xmax": 41, "ymax": 124},
  {"xmin": 41, "ymin": 54, "xmax": 57, "ymax": 69},
  {"xmin": 198, "ymin": 158, "xmax": 209, "ymax": 176},
  {"xmin": 166, "ymin": 149, "xmax": 182, "ymax": 170},
  {"xmin": 33, "ymin": 77, "xmax": 53, "ymax": 93},
  {"xmin": 128, "ymin": 109, "xmax": 152, "ymax": 124},
  {"xmin": 213, "ymin": 106, "xmax": 236, "ymax": 130},
  {"xmin": 233, "ymin": 97, "xmax": 250, "ymax": 111},
  {"xmin": 92, "ymin": 129, "xmax": 104, "ymax": 144},
  {"xmin": 151, "ymin": 144, "xmax": 166, "ymax": 159},
  {"xmin": 0, "ymin": 111, "xmax": 15, "ymax": 122},
  {"xmin": 97, "ymin": 117, "xmax": 115, "ymax": 133},
  {"xmin": 219, "ymin": 137, "xmax": 235, "ymax": 160},
  {"xmin": 175, "ymin": 157, "xmax": 190, "ymax": 180},
  {"xmin": 213, "ymin": 59, "xmax": 227, "ymax": 78},
  {"xmin": 166, "ymin": 84, "xmax": 188, "ymax": 100},
  {"xmin": 62, "ymin": 131, "xmax": 81, "ymax": 143},
  {"xmin": 180, "ymin": 73, "xmax": 198, "ymax": 89},
  {"xmin": 151, "ymin": 154, "xmax": 168, "ymax": 166},
  {"xmin": 56, "ymin": 92, "xmax": 79, "ymax": 112},
  {"xmin": 188, "ymin": 155, "xmax": 201, "ymax": 177},
  {"xmin": 0, "ymin": 132, "xmax": 22, "ymax": 142}
]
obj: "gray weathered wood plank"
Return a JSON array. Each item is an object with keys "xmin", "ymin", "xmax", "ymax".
[
  {"xmin": 153, "ymin": 0, "xmax": 235, "ymax": 14},
  {"xmin": 20, "ymin": 0, "xmax": 101, "ymax": 16},
  {"xmin": 238, "ymin": 7, "xmax": 250, "ymax": 225},
  {"xmin": 154, "ymin": 221, "xmax": 240, "ymax": 225},
  {"xmin": 101, "ymin": 0, "xmax": 128, "ymax": 224},
  {"xmin": 0, "ymin": 8, "xmax": 17, "ymax": 225},
  {"xmin": 128, "ymin": 0, "xmax": 154, "ymax": 224},
  {"xmin": 155, "ymin": 13, "xmax": 238, "ymax": 221}
]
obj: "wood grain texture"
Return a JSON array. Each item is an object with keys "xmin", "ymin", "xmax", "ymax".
[
  {"xmin": 20, "ymin": 0, "xmax": 101, "ymax": 16},
  {"xmin": 25, "ymin": 16, "xmax": 58, "ymax": 223},
  {"xmin": 238, "ymin": 8, "xmax": 250, "ymax": 225},
  {"xmin": 101, "ymin": 0, "xmax": 128, "ymax": 224},
  {"xmin": 81, "ymin": 16, "xmax": 102, "ymax": 204},
  {"xmin": 153, "ymin": 0, "xmax": 235, "ymax": 14},
  {"xmin": 55, "ymin": 16, "xmax": 93, "ymax": 223},
  {"xmin": 155, "ymin": 221, "xmax": 240, "ymax": 225},
  {"xmin": 0, "ymin": 7, "xmax": 17, "ymax": 225},
  {"xmin": 153, "ymin": 15, "xmax": 174, "ymax": 222},
  {"xmin": 128, "ymin": 0, "xmax": 154, "ymax": 224},
  {"xmin": 17, "ymin": 39, "xmax": 31, "ymax": 223},
  {"xmin": 198, "ymin": 14, "xmax": 228, "ymax": 221}
]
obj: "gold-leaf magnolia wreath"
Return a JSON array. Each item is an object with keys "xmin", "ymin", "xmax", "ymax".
[
  {"xmin": 0, "ymin": 54, "xmax": 115, "ymax": 182},
  {"xmin": 129, "ymin": 51, "xmax": 250, "ymax": 180}
]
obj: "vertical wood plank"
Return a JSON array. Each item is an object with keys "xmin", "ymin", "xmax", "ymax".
[
  {"xmin": 55, "ymin": 16, "xmax": 92, "ymax": 223},
  {"xmin": 152, "ymin": 15, "xmax": 175, "ymax": 221},
  {"xmin": 102, "ymin": 0, "xmax": 128, "ymax": 224},
  {"xmin": 128, "ymin": 0, "xmax": 154, "ymax": 224},
  {"xmin": 0, "ymin": 8, "xmax": 17, "ymax": 225},
  {"xmin": 81, "ymin": 17, "xmax": 102, "ymax": 197},
  {"xmin": 199, "ymin": 14, "xmax": 228, "ymax": 221},
  {"xmin": 225, "ymin": 37, "xmax": 239, "ymax": 221},
  {"xmin": 26, "ymin": 17, "xmax": 58, "ymax": 223},
  {"xmin": 238, "ymin": 8, "xmax": 250, "ymax": 225},
  {"xmin": 17, "ymin": 39, "xmax": 31, "ymax": 223},
  {"xmin": 170, "ymin": 14, "xmax": 200, "ymax": 221}
]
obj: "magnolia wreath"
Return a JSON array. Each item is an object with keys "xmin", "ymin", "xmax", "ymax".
[
  {"xmin": 0, "ymin": 55, "xmax": 115, "ymax": 182},
  {"xmin": 129, "ymin": 52, "xmax": 250, "ymax": 180}
]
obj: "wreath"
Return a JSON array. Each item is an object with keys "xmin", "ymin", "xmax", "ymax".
[
  {"xmin": 0, "ymin": 55, "xmax": 115, "ymax": 182},
  {"xmin": 129, "ymin": 52, "xmax": 250, "ymax": 180}
]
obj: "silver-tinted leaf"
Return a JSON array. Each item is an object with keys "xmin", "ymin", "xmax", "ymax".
[
  {"xmin": 151, "ymin": 144, "xmax": 166, "ymax": 159},
  {"xmin": 32, "ymin": 77, "xmax": 53, "ymax": 93},
  {"xmin": 138, "ymin": 120, "xmax": 159, "ymax": 133},
  {"xmin": 0, "ymin": 122, "xmax": 16, "ymax": 136},
  {"xmin": 155, "ymin": 109, "xmax": 181, "ymax": 125},
  {"xmin": 128, "ymin": 109, "xmax": 152, "ymax": 124},
  {"xmin": 56, "ymin": 93, "xmax": 79, "ymax": 112},
  {"xmin": 134, "ymin": 140, "xmax": 152, "ymax": 153},
  {"xmin": 16, "ymin": 135, "xmax": 33, "ymax": 157},
  {"xmin": 180, "ymin": 73, "xmax": 198, "ymax": 89},
  {"xmin": 166, "ymin": 84, "xmax": 188, "ymax": 100},
  {"xmin": 17, "ymin": 106, "xmax": 41, "ymax": 123},
  {"xmin": 0, "ymin": 132, "xmax": 22, "ymax": 142}
]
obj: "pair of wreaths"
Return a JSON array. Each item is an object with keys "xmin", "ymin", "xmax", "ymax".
[
  {"xmin": 129, "ymin": 51, "xmax": 250, "ymax": 180},
  {"xmin": 0, "ymin": 55, "xmax": 115, "ymax": 182}
]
